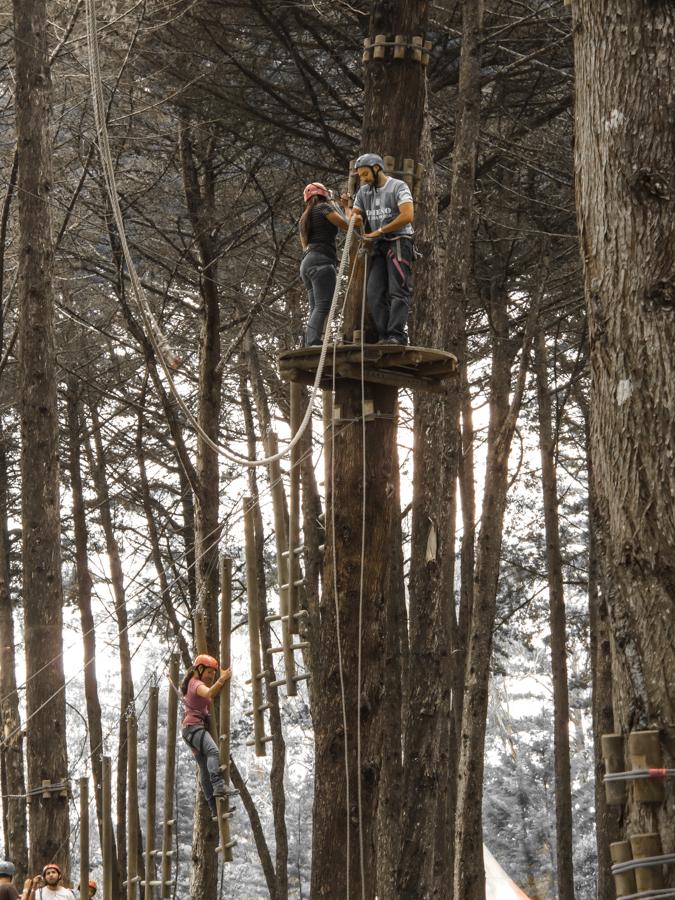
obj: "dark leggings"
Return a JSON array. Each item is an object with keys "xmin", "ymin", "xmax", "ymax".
[
  {"xmin": 182, "ymin": 724, "xmax": 225, "ymax": 815},
  {"xmin": 300, "ymin": 248, "xmax": 337, "ymax": 345}
]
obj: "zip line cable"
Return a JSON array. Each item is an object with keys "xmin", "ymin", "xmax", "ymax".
[{"xmin": 85, "ymin": 0, "xmax": 357, "ymax": 469}]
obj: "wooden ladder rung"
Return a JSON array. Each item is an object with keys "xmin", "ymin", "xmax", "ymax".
[
  {"xmin": 280, "ymin": 578, "xmax": 306, "ymax": 589},
  {"xmin": 246, "ymin": 735, "xmax": 274, "ymax": 746},
  {"xmin": 282, "ymin": 545, "xmax": 304, "ymax": 558}
]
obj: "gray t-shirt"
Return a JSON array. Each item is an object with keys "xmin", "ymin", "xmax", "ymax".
[{"xmin": 353, "ymin": 176, "xmax": 414, "ymax": 237}]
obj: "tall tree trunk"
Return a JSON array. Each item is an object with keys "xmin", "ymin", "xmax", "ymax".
[
  {"xmin": 573, "ymin": 0, "xmax": 675, "ymax": 862},
  {"xmin": 311, "ymin": 2, "xmax": 429, "ymax": 895},
  {"xmin": 65, "ymin": 381, "xmax": 121, "ymax": 886},
  {"xmin": 0, "ymin": 421, "xmax": 27, "ymax": 880},
  {"xmin": 180, "ymin": 124, "xmax": 224, "ymax": 900},
  {"xmin": 13, "ymin": 0, "xmax": 70, "ymax": 868},
  {"xmin": 84, "ymin": 402, "xmax": 135, "ymax": 889},
  {"xmin": 534, "ymin": 329, "xmax": 575, "ymax": 899}
]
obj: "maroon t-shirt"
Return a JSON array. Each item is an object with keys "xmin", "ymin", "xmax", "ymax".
[{"xmin": 182, "ymin": 677, "xmax": 211, "ymax": 726}]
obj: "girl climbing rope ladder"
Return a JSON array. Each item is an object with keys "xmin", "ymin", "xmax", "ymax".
[{"xmin": 180, "ymin": 655, "xmax": 232, "ymax": 817}]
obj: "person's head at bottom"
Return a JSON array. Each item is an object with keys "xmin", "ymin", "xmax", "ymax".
[{"xmin": 41, "ymin": 867, "xmax": 62, "ymax": 890}]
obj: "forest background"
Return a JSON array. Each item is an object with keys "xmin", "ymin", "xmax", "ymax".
[{"xmin": 0, "ymin": 0, "xmax": 672, "ymax": 899}]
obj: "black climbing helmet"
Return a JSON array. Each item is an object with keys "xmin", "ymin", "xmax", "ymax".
[{"xmin": 0, "ymin": 861, "xmax": 15, "ymax": 879}]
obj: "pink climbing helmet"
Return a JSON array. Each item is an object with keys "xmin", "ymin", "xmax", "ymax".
[{"xmin": 303, "ymin": 182, "xmax": 330, "ymax": 202}]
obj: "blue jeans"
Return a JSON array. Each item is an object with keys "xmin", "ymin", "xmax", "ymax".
[
  {"xmin": 366, "ymin": 237, "xmax": 413, "ymax": 342},
  {"xmin": 182, "ymin": 724, "xmax": 225, "ymax": 816},
  {"xmin": 300, "ymin": 248, "xmax": 337, "ymax": 345}
]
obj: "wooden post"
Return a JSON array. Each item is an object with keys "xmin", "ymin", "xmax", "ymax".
[
  {"xmin": 394, "ymin": 35, "xmax": 406, "ymax": 59},
  {"xmin": 217, "ymin": 557, "xmax": 235, "ymax": 861},
  {"xmin": 628, "ymin": 730, "xmax": 665, "ymax": 803},
  {"xmin": 402, "ymin": 157, "xmax": 415, "ymax": 191},
  {"xmin": 601, "ymin": 733, "xmax": 627, "ymax": 804},
  {"xmin": 127, "ymin": 711, "xmax": 139, "ymax": 900},
  {"xmin": 383, "ymin": 155, "xmax": 395, "ymax": 175},
  {"xmin": 268, "ymin": 433, "xmax": 297, "ymax": 696},
  {"xmin": 160, "ymin": 656, "xmax": 179, "ymax": 898},
  {"xmin": 102, "ymin": 757, "xmax": 113, "ymax": 900},
  {"xmin": 288, "ymin": 382, "xmax": 303, "ymax": 635},
  {"xmin": 79, "ymin": 777, "xmax": 89, "ymax": 900},
  {"xmin": 610, "ymin": 842, "xmax": 637, "ymax": 897},
  {"xmin": 144, "ymin": 685, "xmax": 159, "ymax": 900},
  {"xmin": 630, "ymin": 833, "xmax": 664, "ymax": 892},
  {"xmin": 411, "ymin": 35, "xmax": 423, "ymax": 62},
  {"xmin": 244, "ymin": 496, "xmax": 266, "ymax": 756},
  {"xmin": 193, "ymin": 608, "xmax": 209, "ymax": 658},
  {"xmin": 373, "ymin": 34, "xmax": 386, "ymax": 59}
]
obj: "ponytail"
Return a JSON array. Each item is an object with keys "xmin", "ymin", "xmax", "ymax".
[{"xmin": 180, "ymin": 666, "xmax": 196, "ymax": 695}]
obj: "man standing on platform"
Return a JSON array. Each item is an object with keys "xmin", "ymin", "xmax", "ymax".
[{"xmin": 350, "ymin": 153, "xmax": 415, "ymax": 345}]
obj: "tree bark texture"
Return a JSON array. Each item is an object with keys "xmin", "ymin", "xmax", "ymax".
[
  {"xmin": 13, "ymin": 0, "xmax": 70, "ymax": 869},
  {"xmin": 573, "ymin": 0, "xmax": 675, "ymax": 859},
  {"xmin": 534, "ymin": 330, "xmax": 575, "ymax": 900},
  {"xmin": 311, "ymin": 1, "xmax": 429, "ymax": 896}
]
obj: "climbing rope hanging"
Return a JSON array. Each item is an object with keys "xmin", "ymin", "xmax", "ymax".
[{"xmin": 84, "ymin": 0, "xmax": 356, "ymax": 469}]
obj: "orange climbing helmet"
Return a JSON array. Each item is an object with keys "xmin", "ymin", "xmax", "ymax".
[
  {"xmin": 194, "ymin": 654, "xmax": 219, "ymax": 671},
  {"xmin": 303, "ymin": 182, "xmax": 330, "ymax": 202}
]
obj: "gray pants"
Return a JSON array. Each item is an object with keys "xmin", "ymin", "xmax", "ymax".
[
  {"xmin": 182, "ymin": 724, "xmax": 225, "ymax": 816},
  {"xmin": 300, "ymin": 248, "xmax": 337, "ymax": 345},
  {"xmin": 366, "ymin": 237, "xmax": 413, "ymax": 343}
]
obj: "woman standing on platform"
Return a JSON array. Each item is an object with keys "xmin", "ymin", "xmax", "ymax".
[
  {"xmin": 299, "ymin": 183, "xmax": 349, "ymax": 346},
  {"xmin": 181, "ymin": 654, "xmax": 231, "ymax": 817}
]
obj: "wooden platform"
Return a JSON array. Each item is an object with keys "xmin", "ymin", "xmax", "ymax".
[{"xmin": 278, "ymin": 343, "xmax": 458, "ymax": 394}]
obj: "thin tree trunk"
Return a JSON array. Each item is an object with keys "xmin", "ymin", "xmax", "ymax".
[
  {"xmin": 241, "ymin": 375, "xmax": 288, "ymax": 899},
  {"xmin": 84, "ymin": 402, "xmax": 135, "ymax": 889},
  {"xmin": 13, "ymin": 0, "xmax": 70, "ymax": 868},
  {"xmin": 135, "ymin": 401, "xmax": 191, "ymax": 669},
  {"xmin": 398, "ymin": 108, "xmax": 458, "ymax": 893},
  {"xmin": 534, "ymin": 329, "xmax": 575, "ymax": 899},
  {"xmin": 453, "ymin": 281, "xmax": 540, "ymax": 899},
  {"xmin": 65, "ymin": 381, "xmax": 121, "ymax": 885}
]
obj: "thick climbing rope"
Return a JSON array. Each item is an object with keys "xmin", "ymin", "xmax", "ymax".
[{"xmin": 84, "ymin": 0, "xmax": 357, "ymax": 468}]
